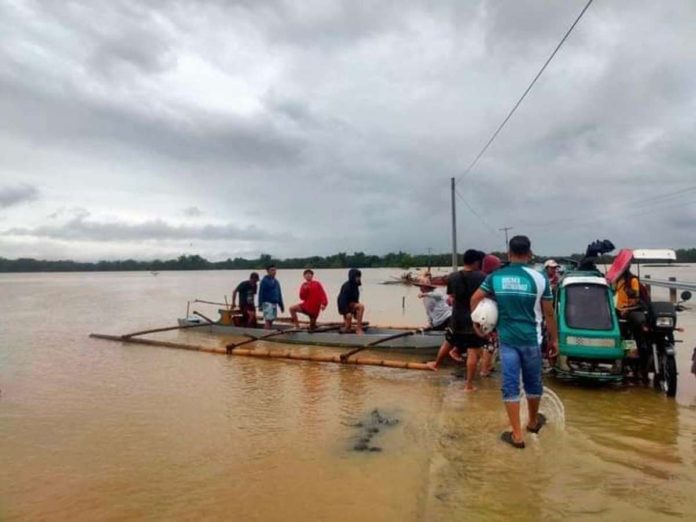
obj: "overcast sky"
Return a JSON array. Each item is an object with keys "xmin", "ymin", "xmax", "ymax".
[{"xmin": 1, "ymin": 0, "xmax": 695, "ymax": 261}]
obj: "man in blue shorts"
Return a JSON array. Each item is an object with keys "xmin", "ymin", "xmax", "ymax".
[
  {"xmin": 258, "ymin": 265, "xmax": 285, "ymax": 330},
  {"xmin": 471, "ymin": 235, "xmax": 558, "ymax": 449}
]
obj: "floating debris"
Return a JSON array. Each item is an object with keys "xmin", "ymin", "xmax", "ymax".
[{"xmin": 349, "ymin": 409, "xmax": 399, "ymax": 452}]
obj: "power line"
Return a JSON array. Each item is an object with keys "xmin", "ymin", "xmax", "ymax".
[
  {"xmin": 457, "ymin": 0, "xmax": 595, "ymax": 183},
  {"xmin": 454, "ymin": 188, "xmax": 497, "ymax": 233},
  {"xmin": 528, "ymin": 196, "xmax": 696, "ymax": 234},
  {"xmin": 520, "ymin": 185, "xmax": 696, "ymax": 230}
]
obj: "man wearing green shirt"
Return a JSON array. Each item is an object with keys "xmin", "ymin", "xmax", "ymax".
[{"xmin": 471, "ymin": 235, "xmax": 558, "ymax": 449}]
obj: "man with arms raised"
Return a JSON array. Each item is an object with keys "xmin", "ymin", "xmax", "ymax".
[{"xmin": 471, "ymin": 236, "xmax": 558, "ymax": 449}]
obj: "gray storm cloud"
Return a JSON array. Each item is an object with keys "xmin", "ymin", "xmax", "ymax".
[
  {"xmin": 0, "ymin": 0, "xmax": 694, "ymax": 260},
  {"xmin": 2, "ymin": 213, "xmax": 280, "ymax": 242},
  {"xmin": 0, "ymin": 184, "xmax": 39, "ymax": 209}
]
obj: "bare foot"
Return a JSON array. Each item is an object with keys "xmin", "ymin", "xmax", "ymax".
[
  {"xmin": 425, "ymin": 361, "xmax": 439, "ymax": 372},
  {"xmin": 449, "ymin": 348, "xmax": 464, "ymax": 362},
  {"xmin": 356, "ymin": 328, "xmax": 365, "ymax": 335},
  {"xmin": 463, "ymin": 384, "xmax": 477, "ymax": 392}
]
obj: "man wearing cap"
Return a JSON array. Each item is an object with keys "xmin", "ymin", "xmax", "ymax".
[
  {"xmin": 418, "ymin": 279, "xmax": 452, "ymax": 330},
  {"xmin": 232, "ymin": 272, "xmax": 260, "ymax": 327},
  {"xmin": 544, "ymin": 259, "xmax": 560, "ymax": 292}
]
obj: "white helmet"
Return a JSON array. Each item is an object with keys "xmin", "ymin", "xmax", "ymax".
[{"xmin": 471, "ymin": 298, "xmax": 498, "ymax": 335}]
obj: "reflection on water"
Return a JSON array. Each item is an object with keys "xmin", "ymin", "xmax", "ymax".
[{"xmin": 0, "ymin": 268, "xmax": 695, "ymax": 520}]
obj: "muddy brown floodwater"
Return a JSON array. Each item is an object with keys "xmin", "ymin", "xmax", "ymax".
[{"xmin": 1, "ymin": 267, "xmax": 695, "ymax": 520}]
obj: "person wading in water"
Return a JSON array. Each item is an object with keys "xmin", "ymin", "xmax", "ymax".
[
  {"xmin": 426, "ymin": 249, "xmax": 486, "ymax": 390},
  {"xmin": 471, "ymin": 236, "xmax": 558, "ymax": 449}
]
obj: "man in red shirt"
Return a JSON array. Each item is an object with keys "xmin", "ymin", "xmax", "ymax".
[{"xmin": 290, "ymin": 269, "xmax": 329, "ymax": 330}]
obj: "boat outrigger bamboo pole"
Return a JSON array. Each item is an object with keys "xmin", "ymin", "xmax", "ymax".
[
  {"xmin": 89, "ymin": 334, "xmax": 431, "ymax": 371},
  {"xmin": 121, "ymin": 323, "xmax": 211, "ymax": 339},
  {"xmin": 451, "ymin": 176, "xmax": 458, "ymax": 272}
]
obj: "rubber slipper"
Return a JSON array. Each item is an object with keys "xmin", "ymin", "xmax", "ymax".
[
  {"xmin": 526, "ymin": 413, "xmax": 547, "ymax": 434},
  {"xmin": 500, "ymin": 431, "xmax": 525, "ymax": 449}
]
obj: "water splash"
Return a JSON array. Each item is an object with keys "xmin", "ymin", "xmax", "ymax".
[
  {"xmin": 520, "ymin": 385, "xmax": 566, "ymax": 429},
  {"xmin": 541, "ymin": 385, "xmax": 566, "ymax": 428}
]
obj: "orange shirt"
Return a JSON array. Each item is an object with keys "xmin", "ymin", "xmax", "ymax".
[{"xmin": 615, "ymin": 276, "xmax": 640, "ymax": 310}]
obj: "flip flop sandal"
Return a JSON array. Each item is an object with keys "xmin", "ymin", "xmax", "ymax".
[
  {"xmin": 527, "ymin": 413, "xmax": 547, "ymax": 434},
  {"xmin": 500, "ymin": 431, "xmax": 525, "ymax": 449}
]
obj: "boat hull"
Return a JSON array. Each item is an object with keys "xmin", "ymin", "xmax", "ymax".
[{"xmin": 177, "ymin": 318, "xmax": 443, "ymax": 355}]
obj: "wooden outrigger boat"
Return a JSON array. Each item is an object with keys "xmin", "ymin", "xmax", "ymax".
[{"xmin": 177, "ymin": 310, "xmax": 444, "ymax": 355}]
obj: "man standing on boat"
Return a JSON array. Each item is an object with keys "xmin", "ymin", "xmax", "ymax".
[
  {"xmin": 471, "ymin": 236, "xmax": 558, "ymax": 449},
  {"xmin": 337, "ymin": 268, "xmax": 365, "ymax": 334},
  {"xmin": 258, "ymin": 265, "xmax": 285, "ymax": 330},
  {"xmin": 289, "ymin": 269, "xmax": 328, "ymax": 330},
  {"xmin": 232, "ymin": 272, "xmax": 260, "ymax": 327},
  {"xmin": 426, "ymin": 249, "xmax": 486, "ymax": 386}
]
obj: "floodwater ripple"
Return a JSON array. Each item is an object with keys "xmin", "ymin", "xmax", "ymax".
[{"xmin": 1, "ymin": 268, "xmax": 695, "ymax": 520}]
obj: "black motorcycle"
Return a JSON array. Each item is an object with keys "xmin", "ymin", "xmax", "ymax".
[{"xmin": 623, "ymin": 290, "xmax": 691, "ymax": 397}]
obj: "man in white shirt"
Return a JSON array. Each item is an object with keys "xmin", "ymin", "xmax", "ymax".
[{"xmin": 418, "ymin": 281, "xmax": 451, "ymax": 330}]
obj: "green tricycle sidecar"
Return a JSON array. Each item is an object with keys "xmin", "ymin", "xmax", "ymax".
[{"xmin": 554, "ymin": 270, "xmax": 625, "ymax": 382}]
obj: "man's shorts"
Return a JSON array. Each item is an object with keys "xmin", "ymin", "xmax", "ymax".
[
  {"xmin": 300, "ymin": 304, "xmax": 318, "ymax": 319},
  {"xmin": 445, "ymin": 328, "xmax": 486, "ymax": 351},
  {"xmin": 499, "ymin": 343, "xmax": 543, "ymax": 402},
  {"xmin": 431, "ymin": 320, "xmax": 449, "ymax": 332},
  {"xmin": 262, "ymin": 302, "xmax": 278, "ymax": 321},
  {"xmin": 339, "ymin": 302, "xmax": 360, "ymax": 317}
]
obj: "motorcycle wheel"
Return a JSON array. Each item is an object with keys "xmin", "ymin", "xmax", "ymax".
[{"xmin": 658, "ymin": 352, "xmax": 678, "ymax": 397}]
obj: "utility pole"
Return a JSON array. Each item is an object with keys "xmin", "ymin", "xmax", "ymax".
[
  {"xmin": 451, "ymin": 178, "xmax": 457, "ymax": 271},
  {"xmin": 499, "ymin": 226, "xmax": 513, "ymax": 253}
]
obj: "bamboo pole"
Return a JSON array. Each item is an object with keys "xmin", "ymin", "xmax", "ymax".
[
  {"xmin": 192, "ymin": 310, "xmax": 215, "ymax": 324},
  {"xmin": 121, "ymin": 323, "xmax": 211, "ymax": 339},
  {"xmin": 339, "ymin": 327, "xmax": 431, "ymax": 361},
  {"xmin": 226, "ymin": 328, "xmax": 303, "ymax": 350},
  {"xmin": 89, "ymin": 333, "xmax": 431, "ymax": 371}
]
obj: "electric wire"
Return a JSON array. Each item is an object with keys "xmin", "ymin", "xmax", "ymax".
[
  {"xmin": 454, "ymin": 188, "xmax": 497, "ymax": 233},
  {"xmin": 456, "ymin": 0, "xmax": 595, "ymax": 183},
  {"xmin": 519, "ymin": 185, "xmax": 696, "ymax": 230},
  {"xmin": 528, "ymin": 196, "xmax": 696, "ymax": 233}
]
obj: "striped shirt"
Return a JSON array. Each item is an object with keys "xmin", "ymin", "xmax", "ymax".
[{"xmin": 480, "ymin": 263, "xmax": 552, "ymax": 346}]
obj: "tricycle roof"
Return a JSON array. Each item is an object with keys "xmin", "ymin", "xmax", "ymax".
[{"xmin": 561, "ymin": 275, "xmax": 609, "ymax": 288}]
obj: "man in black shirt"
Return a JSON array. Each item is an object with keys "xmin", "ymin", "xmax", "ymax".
[
  {"xmin": 427, "ymin": 250, "xmax": 486, "ymax": 391},
  {"xmin": 337, "ymin": 268, "xmax": 365, "ymax": 334},
  {"xmin": 232, "ymin": 272, "xmax": 260, "ymax": 327}
]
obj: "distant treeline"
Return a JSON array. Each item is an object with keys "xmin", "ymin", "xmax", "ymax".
[{"xmin": 1, "ymin": 248, "xmax": 695, "ymax": 273}]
